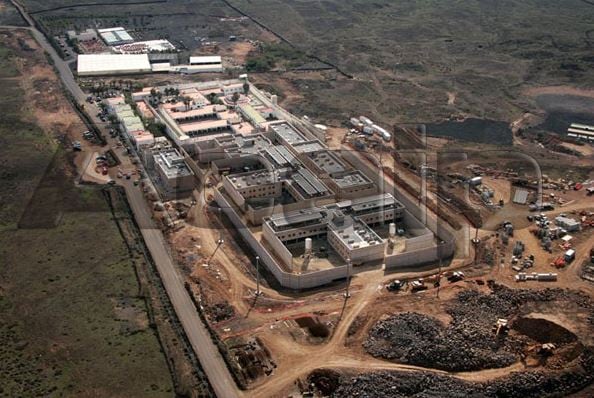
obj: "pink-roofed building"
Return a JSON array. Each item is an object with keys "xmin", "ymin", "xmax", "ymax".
[
  {"xmin": 135, "ymin": 101, "xmax": 155, "ymax": 119},
  {"xmin": 104, "ymin": 96, "xmax": 126, "ymax": 112},
  {"xmin": 130, "ymin": 129, "xmax": 155, "ymax": 150}
]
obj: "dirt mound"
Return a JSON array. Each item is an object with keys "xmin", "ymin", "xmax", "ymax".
[
  {"xmin": 513, "ymin": 317, "xmax": 578, "ymax": 345},
  {"xmin": 365, "ymin": 285, "xmax": 594, "ymax": 372},
  {"xmin": 333, "ymin": 346, "xmax": 594, "ymax": 397},
  {"xmin": 308, "ymin": 369, "xmax": 341, "ymax": 396},
  {"xmin": 364, "ymin": 312, "xmax": 518, "ymax": 372}
]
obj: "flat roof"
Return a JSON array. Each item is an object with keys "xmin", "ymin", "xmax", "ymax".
[
  {"xmin": 513, "ymin": 189, "xmax": 529, "ymax": 204},
  {"xmin": 350, "ymin": 194, "xmax": 398, "ymax": 213},
  {"xmin": 180, "ymin": 119, "xmax": 228, "ymax": 133},
  {"xmin": 270, "ymin": 122, "xmax": 306, "ymax": 145},
  {"xmin": 265, "ymin": 146, "xmax": 289, "ymax": 167},
  {"xmin": 333, "ymin": 171, "xmax": 372, "ymax": 188},
  {"xmin": 292, "ymin": 141, "xmax": 325, "ymax": 153},
  {"xmin": 291, "ymin": 168, "xmax": 329, "ymax": 197},
  {"xmin": 154, "ymin": 148, "xmax": 193, "ymax": 178},
  {"xmin": 555, "ymin": 216, "xmax": 580, "ymax": 226},
  {"xmin": 169, "ymin": 64, "xmax": 224, "ymax": 73},
  {"xmin": 113, "ymin": 39, "xmax": 175, "ymax": 53},
  {"xmin": 190, "ymin": 55, "xmax": 222, "ymax": 64},
  {"xmin": 77, "ymin": 54, "xmax": 151, "ymax": 75},
  {"xmin": 221, "ymin": 135, "xmax": 270, "ymax": 155},
  {"xmin": 269, "ymin": 210, "xmax": 325, "ymax": 229},
  {"xmin": 168, "ymin": 106, "xmax": 218, "ymax": 120},
  {"xmin": 239, "ymin": 104, "xmax": 266, "ymax": 125},
  {"xmin": 97, "ymin": 27, "xmax": 125, "ymax": 33},
  {"xmin": 568, "ymin": 128, "xmax": 594, "ymax": 137},
  {"xmin": 329, "ymin": 215, "xmax": 383, "ymax": 249},
  {"xmin": 307, "ymin": 150, "xmax": 347, "ymax": 174},
  {"xmin": 229, "ymin": 171, "xmax": 277, "ymax": 189},
  {"xmin": 570, "ymin": 123, "xmax": 594, "ymax": 131}
]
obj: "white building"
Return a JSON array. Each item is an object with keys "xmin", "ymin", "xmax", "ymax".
[
  {"xmin": 77, "ymin": 54, "xmax": 152, "ymax": 76},
  {"xmin": 97, "ymin": 27, "xmax": 134, "ymax": 46},
  {"xmin": 189, "ymin": 55, "xmax": 222, "ymax": 65},
  {"xmin": 152, "ymin": 148, "xmax": 195, "ymax": 195},
  {"xmin": 112, "ymin": 39, "xmax": 176, "ymax": 54},
  {"xmin": 67, "ymin": 28, "xmax": 97, "ymax": 42},
  {"xmin": 169, "ymin": 64, "xmax": 224, "ymax": 74}
]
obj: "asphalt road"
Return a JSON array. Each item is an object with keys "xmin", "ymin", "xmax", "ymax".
[{"xmin": 7, "ymin": 1, "xmax": 239, "ymax": 396}]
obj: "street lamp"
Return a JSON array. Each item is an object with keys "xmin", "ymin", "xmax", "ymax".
[
  {"xmin": 206, "ymin": 234, "xmax": 224, "ymax": 267},
  {"xmin": 255, "ymin": 256, "xmax": 262, "ymax": 296},
  {"xmin": 436, "ymin": 240, "xmax": 444, "ymax": 298},
  {"xmin": 344, "ymin": 257, "xmax": 352, "ymax": 298}
]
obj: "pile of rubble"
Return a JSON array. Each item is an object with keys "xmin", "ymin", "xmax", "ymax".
[
  {"xmin": 364, "ymin": 311, "xmax": 519, "ymax": 372},
  {"xmin": 364, "ymin": 284, "xmax": 594, "ymax": 372},
  {"xmin": 332, "ymin": 346, "xmax": 594, "ymax": 397}
]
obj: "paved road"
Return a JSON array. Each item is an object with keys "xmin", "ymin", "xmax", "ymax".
[{"xmin": 7, "ymin": 1, "xmax": 239, "ymax": 396}]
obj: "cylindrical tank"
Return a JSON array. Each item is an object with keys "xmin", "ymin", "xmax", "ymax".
[
  {"xmin": 350, "ymin": 117, "xmax": 360, "ymax": 126},
  {"xmin": 360, "ymin": 116, "xmax": 373, "ymax": 126},
  {"xmin": 305, "ymin": 238, "xmax": 312, "ymax": 253},
  {"xmin": 372, "ymin": 124, "xmax": 392, "ymax": 141},
  {"xmin": 389, "ymin": 223, "xmax": 396, "ymax": 238}
]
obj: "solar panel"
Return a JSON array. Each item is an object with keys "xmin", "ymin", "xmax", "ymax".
[
  {"xmin": 266, "ymin": 147, "xmax": 288, "ymax": 166},
  {"xmin": 298, "ymin": 168, "xmax": 328, "ymax": 194},
  {"xmin": 275, "ymin": 145, "xmax": 295, "ymax": 164},
  {"xmin": 292, "ymin": 173, "xmax": 317, "ymax": 196}
]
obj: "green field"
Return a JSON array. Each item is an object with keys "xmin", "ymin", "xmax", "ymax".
[{"xmin": 0, "ymin": 37, "xmax": 175, "ymax": 397}]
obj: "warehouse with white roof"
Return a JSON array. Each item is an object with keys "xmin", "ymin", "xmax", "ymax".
[
  {"xmin": 98, "ymin": 27, "xmax": 134, "ymax": 45},
  {"xmin": 77, "ymin": 54, "xmax": 152, "ymax": 76},
  {"xmin": 189, "ymin": 55, "xmax": 222, "ymax": 65}
]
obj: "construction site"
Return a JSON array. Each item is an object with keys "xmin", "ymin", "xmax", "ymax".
[
  {"xmin": 104, "ymin": 76, "xmax": 594, "ymax": 397},
  {"xmin": 5, "ymin": 0, "xmax": 594, "ymax": 396}
]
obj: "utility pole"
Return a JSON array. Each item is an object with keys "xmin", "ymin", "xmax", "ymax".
[
  {"xmin": 344, "ymin": 258, "xmax": 352, "ymax": 299},
  {"xmin": 436, "ymin": 241, "xmax": 443, "ymax": 298},
  {"xmin": 255, "ymin": 255, "xmax": 262, "ymax": 296},
  {"xmin": 206, "ymin": 234, "xmax": 224, "ymax": 267},
  {"xmin": 473, "ymin": 227, "xmax": 479, "ymax": 265}
]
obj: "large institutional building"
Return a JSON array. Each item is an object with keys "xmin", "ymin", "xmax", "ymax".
[{"xmin": 121, "ymin": 79, "xmax": 455, "ymax": 289}]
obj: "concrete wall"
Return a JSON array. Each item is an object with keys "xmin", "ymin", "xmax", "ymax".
[
  {"xmin": 262, "ymin": 221, "xmax": 293, "ymax": 268},
  {"xmin": 385, "ymin": 245, "xmax": 441, "ymax": 269},
  {"xmin": 341, "ymin": 150, "xmax": 456, "ymax": 265},
  {"xmin": 405, "ymin": 233, "xmax": 434, "ymax": 251},
  {"xmin": 215, "ymin": 189, "xmax": 350, "ymax": 289},
  {"xmin": 213, "ymin": 149, "xmax": 457, "ymax": 289}
]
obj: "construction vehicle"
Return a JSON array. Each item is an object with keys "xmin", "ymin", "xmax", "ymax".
[
  {"xmin": 447, "ymin": 271, "xmax": 465, "ymax": 283},
  {"xmin": 551, "ymin": 257, "xmax": 566, "ymax": 269},
  {"xmin": 411, "ymin": 280, "xmax": 427, "ymax": 292},
  {"xmin": 493, "ymin": 318, "xmax": 509, "ymax": 336},
  {"xmin": 538, "ymin": 343, "xmax": 556, "ymax": 356},
  {"xmin": 386, "ymin": 280, "xmax": 406, "ymax": 292},
  {"xmin": 564, "ymin": 249, "xmax": 576, "ymax": 263}
]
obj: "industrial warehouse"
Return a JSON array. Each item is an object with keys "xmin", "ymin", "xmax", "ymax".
[
  {"xmin": 73, "ymin": 25, "xmax": 224, "ymax": 76},
  {"xmin": 116, "ymin": 78, "xmax": 454, "ymax": 289}
]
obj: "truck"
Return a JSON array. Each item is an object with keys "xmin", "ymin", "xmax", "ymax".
[
  {"xmin": 386, "ymin": 280, "xmax": 406, "ymax": 292},
  {"xmin": 410, "ymin": 280, "xmax": 427, "ymax": 292},
  {"xmin": 447, "ymin": 271, "xmax": 465, "ymax": 282},
  {"xmin": 564, "ymin": 249, "xmax": 576, "ymax": 263}
]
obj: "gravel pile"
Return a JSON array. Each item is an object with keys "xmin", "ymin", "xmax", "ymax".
[
  {"xmin": 333, "ymin": 347, "xmax": 594, "ymax": 397},
  {"xmin": 364, "ymin": 285, "xmax": 594, "ymax": 372}
]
